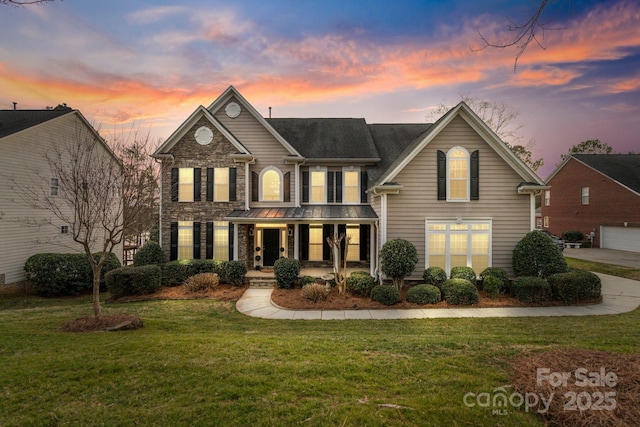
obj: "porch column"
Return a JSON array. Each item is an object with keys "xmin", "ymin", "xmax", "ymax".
[
  {"xmin": 233, "ymin": 223, "xmax": 239, "ymax": 260},
  {"xmin": 370, "ymin": 222, "xmax": 375, "ymax": 277},
  {"xmin": 294, "ymin": 223, "xmax": 299, "ymax": 260}
]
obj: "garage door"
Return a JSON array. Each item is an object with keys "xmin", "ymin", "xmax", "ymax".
[{"xmin": 600, "ymin": 226, "xmax": 640, "ymax": 252}]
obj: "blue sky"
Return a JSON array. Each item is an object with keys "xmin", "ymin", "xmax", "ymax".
[{"xmin": 1, "ymin": 0, "xmax": 639, "ymax": 177}]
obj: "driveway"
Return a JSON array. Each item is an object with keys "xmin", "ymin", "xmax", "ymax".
[{"xmin": 564, "ymin": 248, "xmax": 640, "ymax": 269}]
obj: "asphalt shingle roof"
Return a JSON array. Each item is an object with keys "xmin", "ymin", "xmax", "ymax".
[
  {"xmin": 0, "ymin": 109, "xmax": 71, "ymax": 139},
  {"xmin": 573, "ymin": 154, "xmax": 640, "ymax": 194}
]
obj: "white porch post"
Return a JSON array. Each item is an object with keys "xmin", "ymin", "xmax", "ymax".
[
  {"xmin": 233, "ymin": 223, "xmax": 239, "ymax": 260},
  {"xmin": 530, "ymin": 193, "xmax": 536, "ymax": 231},
  {"xmin": 294, "ymin": 223, "xmax": 299, "ymax": 260},
  {"xmin": 369, "ymin": 221, "xmax": 375, "ymax": 277}
]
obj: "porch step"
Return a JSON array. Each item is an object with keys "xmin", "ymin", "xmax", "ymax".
[{"xmin": 249, "ymin": 278, "xmax": 277, "ymax": 289}]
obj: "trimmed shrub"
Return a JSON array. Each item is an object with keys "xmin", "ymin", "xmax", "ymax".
[
  {"xmin": 442, "ymin": 278, "xmax": 479, "ymax": 305},
  {"xmin": 346, "ymin": 272, "xmax": 376, "ymax": 297},
  {"xmin": 482, "ymin": 275, "xmax": 505, "ymax": 298},
  {"xmin": 423, "ymin": 266, "xmax": 447, "ymax": 288},
  {"xmin": 105, "ymin": 265, "xmax": 161, "ymax": 299},
  {"xmin": 224, "ymin": 260, "xmax": 247, "ymax": 286},
  {"xmin": 371, "ymin": 285, "xmax": 401, "ymax": 305},
  {"xmin": 274, "ymin": 257, "xmax": 300, "ymax": 289},
  {"xmin": 24, "ymin": 253, "xmax": 91, "ymax": 296},
  {"xmin": 184, "ymin": 273, "xmax": 219, "ymax": 293},
  {"xmin": 562, "ymin": 230, "xmax": 584, "ymax": 243},
  {"xmin": 94, "ymin": 252, "xmax": 122, "ymax": 289},
  {"xmin": 133, "ymin": 242, "xmax": 164, "ymax": 267},
  {"xmin": 301, "ymin": 283, "xmax": 329, "ymax": 303},
  {"xmin": 547, "ymin": 269, "xmax": 601, "ymax": 303},
  {"xmin": 162, "ymin": 260, "xmax": 191, "ymax": 287},
  {"xmin": 190, "ymin": 259, "xmax": 221, "ymax": 275},
  {"xmin": 300, "ymin": 276, "xmax": 317, "ymax": 287},
  {"xmin": 512, "ymin": 230, "xmax": 568, "ymax": 278},
  {"xmin": 511, "ymin": 276, "xmax": 552, "ymax": 303},
  {"xmin": 480, "ymin": 267, "xmax": 510, "ymax": 292},
  {"xmin": 450, "ymin": 266, "xmax": 477, "ymax": 285},
  {"xmin": 380, "ymin": 239, "xmax": 418, "ymax": 290},
  {"xmin": 406, "ymin": 284, "xmax": 441, "ymax": 305}
]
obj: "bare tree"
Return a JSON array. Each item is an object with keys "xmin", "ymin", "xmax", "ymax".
[
  {"xmin": 1, "ymin": 0, "xmax": 58, "ymax": 5},
  {"xmin": 326, "ymin": 233, "xmax": 350, "ymax": 295}
]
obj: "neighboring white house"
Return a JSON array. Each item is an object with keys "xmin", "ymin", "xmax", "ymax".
[{"xmin": 0, "ymin": 108, "xmax": 123, "ymax": 286}]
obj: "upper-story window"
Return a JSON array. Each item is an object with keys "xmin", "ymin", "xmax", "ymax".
[
  {"xmin": 544, "ymin": 190, "xmax": 551, "ymax": 206},
  {"xmin": 50, "ymin": 178, "xmax": 59, "ymax": 196},
  {"xmin": 581, "ymin": 187, "xmax": 589, "ymax": 205},
  {"xmin": 343, "ymin": 168, "xmax": 360, "ymax": 204},
  {"xmin": 179, "ymin": 168, "xmax": 194, "ymax": 202},
  {"xmin": 260, "ymin": 167, "xmax": 282, "ymax": 201},
  {"xmin": 172, "ymin": 167, "xmax": 236, "ymax": 203},
  {"xmin": 214, "ymin": 168, "xmax": 229, "ymax": 202},
  {"xmin": 448, "ymin": 147, "xmax": 469, "ymax": 201},
  {"xmin": 310, "ymin": 169, "xmax": 326, "ymax": 204}
]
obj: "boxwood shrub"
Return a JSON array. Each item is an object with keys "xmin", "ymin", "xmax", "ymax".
[
  {"xmin": 482, "ymin": 275, "xmax": 505, "ymax": 298},
  {"xmin": 274, "ymin": 257, "xmax": 300, "ymax": 289},
  {"xmin": 133, "ymin": 242, "xmax": 164, "ymax": 267},
  {"xmin": 224, "ymin": 260, "xmax": 247, "ymax": 286},
  {"xmin": 547, "ymin": 269, "xmax": 601, "ymax": 303},
  {"xmin": 441, "ymin": 278, "xmax": 479, "ymax": 305},
  {"xmin": 105, "ymin": 265, "xmax": 161, "ymax": 299},
  {"xmin": 162, "ymin": 260, "xmax": 192, "ymax": 287},
  {"xmin": 511, "ymin": 276, "xmax": 552, "ymax": 303},
  {"xmin": 512, "ymin": 230, "xmax": 568, "ymax": 278},
  {"xmin": 406, "ymin": 284, "xmax": 441, "ymax": 305},
  {"xmin": 479, "ymin": 267, "xmax": 510, "ymax": 292},
  {"xmin": 423, "ymin": 266, "xmax": 447, "ymax": 288},
  {"xmin": 561, "ymin": 230, "xmax": 584, "ymax": 243},
  {"xmin": 346, "ymin": 272, "xmax": 376, "ymax": 297},
  {"xmin": 371, "ymin": 285, "xmax": 401, "ymax": 305},
  {"xmin": 450, "ymin": 266, "xmax": 477, "ymax": 285}
]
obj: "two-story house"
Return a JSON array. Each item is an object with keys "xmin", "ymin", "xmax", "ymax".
[{"xmin": 152, "ymin": 86, "xmax": 545, "ymax": 279}]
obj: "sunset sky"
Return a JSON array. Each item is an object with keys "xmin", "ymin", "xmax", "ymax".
[{"xmin": 1, "ymin": 0, "xmax": 639, "ymax": 177}]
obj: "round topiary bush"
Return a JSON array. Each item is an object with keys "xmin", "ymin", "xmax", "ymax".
[
  {"xmin": 441, "ymin": 278, "xmax": 479, "ymax": 305},
  {"xmin": 482, "ymin": 275, "xmax": 505, "ymax": 298},
  {"xmin": 512, "ymin": 230, "xmax": 568, "ymax": 278},
  {"xmin": 380, "ymin": 239, "xmax": 418, "ymax": 291},
  {"xmin": 450, "ymin": 266, "xmax": 477, "ymax": 285},
  {"xmin": 547, "ymin": 269, "xmax": 601, "ymax": 303},
  {"xmin": 511, "ymin": 276, "xmax": 552, "ymax": 303},
  {"xmin": 423, "ymin": 266, "xmax": 447, "ymax": 288},
  {"xmin": 133, "ymin": 242, "xmax": 164, "ymax": 267},
  {"xmin": 406, "ymin": 284, "xmax": 441, "ymax": 305},
  {"xmin": 371, "ymin": 285, "xmax": 401, "ymax": 305},
  {"xmin": 480, "ymin": 267, "xmax": 509, "ymax": 292},
  {"xmin": 274, "ymin": 257, "xmax": 300, "ymax": 289},
  {"xmin": 346, "ymin": 272, "xmax": 376, "ymax": 297}
]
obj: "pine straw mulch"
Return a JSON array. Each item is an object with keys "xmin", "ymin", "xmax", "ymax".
[{"xmin": 510, "ymin": 349, "xmax": 640, "ymax": 426}]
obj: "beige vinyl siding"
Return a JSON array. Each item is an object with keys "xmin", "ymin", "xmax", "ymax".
[
  {"xmin": 386, "ymin": 115, "xmax": 530, "ymax": 278},
  {"xmin": 214, "ymin": 97, "xmax": 296, "ymax": 208},
  {"xmin": 0, "ymin": 114, "xmax": 123, "ymax": 285}
]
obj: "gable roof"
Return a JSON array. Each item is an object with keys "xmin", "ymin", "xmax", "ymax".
[
  {"xmin": 0, "ymin": 109, "xmax": 72, "ymax": 139},
  {"xmin": 549, "ymin": 154, "xmax": 640, "ymax": 195}
]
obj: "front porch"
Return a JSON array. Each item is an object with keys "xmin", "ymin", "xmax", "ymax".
[{"xmin": 246, "ymin": 266, "xmax": 371, "ymax": 288}]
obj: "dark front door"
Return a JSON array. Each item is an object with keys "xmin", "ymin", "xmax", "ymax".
[{"xmin": 263, "ymin": 229, "xmax": 280, "ymax": 266}]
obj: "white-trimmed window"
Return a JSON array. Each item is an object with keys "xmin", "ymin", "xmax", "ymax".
[
  {"xmin": 309, "ymin": 224, "xmax": 323, "ymax": 260},
  {"xmin": 214, "ymin": 168, "xmax": 229, "ymax": 202},
  {"xmin": 310, "ymin": 170, "xmax": 326, "ymax": 204},
  {"xmin": 425, "ymin": 220, "xmax": 491, "ymax": 275},
  {"xmin": 178, "ymin": 221, "xmax": 193, "ymax": 260},
  {"xmin": 213, "ymin": 221, "xmax": 229, "ymax": 261},
  {"xmin": 543, "ymin": 216, "xmax": 549, "ymax": 228},
  {"xmin": 343, "ymin": 168, "xmax": 360, "ymax": 204},
  {"xmin": 50, "ymin": 178, "xmax": 59, "ymax": 196},
  {"xmin": 581, "ymin": 187, "xmax": 589, "ymax": 205},
  {"xmin": 179, "ymin": 168, "xmax": 194, "ymax": 202},
  {"xmin": 544, "ymin": 190, "xmax": 550, "ymax": 206},
  {"xmin": 346, "ymin": 224, "xmax": 360, "ymax": 261},
  {"xmin": 260, "ymin": 167, "xmax": 282, "ymax": 201},
  {"xmin": 447, "ymin": 147, "xmax": 469, "ymax": 201}
]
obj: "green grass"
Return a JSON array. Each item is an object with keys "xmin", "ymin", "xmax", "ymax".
[
  {"xmin": 566, "ymin": 257, "xmax": 640, "ymax": 281},
  {"xmin": 1, "ymin": 292, "xmax": 639, "ymax": 426}
]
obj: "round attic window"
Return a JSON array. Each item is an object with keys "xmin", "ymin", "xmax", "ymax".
[
  {"xmin": 194, "ymin": 126, "xmax": 213, "ymax": 145},
  {"xmin": 225, "ymin": 102, "xmax": 241, "ymax": 118}
]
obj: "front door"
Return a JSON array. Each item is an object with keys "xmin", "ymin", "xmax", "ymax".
[{"xmin": 263, "ymin": 229, "xmax": 280, "ymax": 266}]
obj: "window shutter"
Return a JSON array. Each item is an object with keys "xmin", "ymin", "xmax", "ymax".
[
  {"xmin": 283, "ymin": 172, "xmax": 291, "ymax": 202},
  {"xmin": 193, "ymin": 222, "xmax": 201, "ymax": 259},
  {"xmin": 193, "ymin": 168, "xmax": 201, "ymax": 201},
  {"xmin": 171, "ymin": 168, "xmax": 178, "ymax": 202},
  {"xmin": 437, "ymin": 150, "xmax": 446, "ymax": 200},
  {"xmin": 359, "ymin": 224, "xmax": 369, "ymax": 261},
  {"xmin": 322, "ymin": 224, "xmax": 332, "ymax": 261},
  {"xmin": 335, "ymin": 172, "xmax": 342, "ymax": 203},
  {"xmin": 228, "ymin": 223, "xmax": 234, "ymax": 260},
  {"xmin": 327, "ymin": 172, "xmax": 334, "ymax": 203},
  {"xmin": 360, "ymin": 171, "xmax": 367, "ymax": 203},
  {"xmin": 170, "ymin": 222, "xmax": 178, "ymax": 260},
  {"xmin": 470, "ymin": 150, "xmax": 479, "ymax": 200},
  {"xmin": 251, "ymin": 171, "xmax": 259, "ymax": 202},
  {"xmin": 206, "ymin": 168, "xmax": 214, "ymax": 201},
  {"xmin": 299, "ymin": 224, "xmax": 309, "ymax": 260},
  {"xmin": 206, "ymin": 222, "xmax": 213, "ymax": 259},
  {"xmin": 229, "ymin": 168, "xmax": 237, "ymax": 201},
  {"xmin": 302, "ymin": 171, "xmax": 309, "ymax": 203}
]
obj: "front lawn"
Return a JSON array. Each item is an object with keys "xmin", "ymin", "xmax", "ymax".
[{"xmin": 1, "ymin": 293, "xmax": 638, "ymax": 426}]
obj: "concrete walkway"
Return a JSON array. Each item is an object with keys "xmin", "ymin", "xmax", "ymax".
[{"xmin": 235, "ymin": 273, "xmax": 640, "ymax": 320}]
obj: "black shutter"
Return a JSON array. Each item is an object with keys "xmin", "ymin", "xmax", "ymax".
[
  {"xmin": 322, "ymin": 224, "xmax": 332, "ymax": 261},
  {"xmin": 360, "ymin": 224, "xmax": 369, "ymax": 261},
  {"xmin": 206, "ymin": 222, "xmax": 213, "ymax": 259},
  {"xmin": 229, "ymin": 168, "xmax": 237, "ymax": 201},
  {"xmin": 193, "ymin": 222, "xmax": 201, "ymax": 259},
  {"xmin": 327, "ymin": 172, "xmax": 334, "ymax": 203},
  {"xmin": 283, "ymin": 172, "xmax": 291, "ymax": 202},
  {"xmin": 299, "ymin": 224, "xmax": 309, "ymax": 260},
  {"xmin": 360, "ymin": 171, "xmax": 368, "ymax": 203},
  {"xmin": 193, "ymin": 168, "xmax": 201, "ymax": 201},
  {"xmin": 206, "ymin": 168, "xmax": 214, "ymax": 201},
  {"xmin": 171, "ymin": 168, "xmax": 178, "ymax": 202},
  {"xmin": 302, "ymin": 171, "xmax": 309, "ymax": 203},
  {"xmin": 228, "ymin": 223, "xmax": 234, "ymax": 260},
  {"xmin": 251, "ymin": 171, "xmax": 259, "ymax": 202},
  {"xmin": 470, "ymin": 150, "xmax": 479, "ymax": 200},
  {"xmin": 437, "ymin": 150, "xmax": 446, "ymax": 200},
  {"xmin": 170, "ymin": 222, "xmax": 178, "ymax": 260},
  {"xmin": 335, "ymin": 172, "xmax": 342, "ymax": 203}
]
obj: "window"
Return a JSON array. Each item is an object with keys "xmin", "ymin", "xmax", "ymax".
[
  {"xmin": 309, "ymin": 225, "xmax": 323, "ymax": 260},
  {"xmin": 346, "ymin": 224, "xmax": 360, "ymax": 261},
  {"xmin": 536, "ymin": 217, "xmax": 542, "ymax": 229},
  {"xmin": 310, "ymin": 170, "xmax": 326, "ymax": 204},
  {"xmin": 179, "ymin": 168, "xmax": 194, "ymax": 202},
  {"xmin": 343, "ymin": 169, "xmax": 360, "ymax": 204},
  {"xmin": 581, "ymin": 187, "xmax": 589, "ymax": 205},
  {"xmin": 178, "ymin": 221, "xmax": 193, "ymax": 260},
  {"xmin": 425, "ymin": 220, "xmax": 491, "ymax": 275},
  {"xmin": 214, "ymin": 168, "xmax": 229, "ymax": 202},
  {"xmin": 50, "ymin": 178, "xmax": 59, "ymax": 196},
  {"xmin": 447, "ymin": 147, "xmax": 469, "ymax": 201},
  {"xmin": 261, "ymin": 168, "xmax": 282, "ymax": 201},
  {"xmin": 213, "ymin": 221, "xmax": 229, "ymax": 261},
  {"xmin": 544, "ymin": 190, "xmax": 550, "ymax": 206},
  {"xmin": 543, "ymin": 216, "xmax": 549, "ymax": 228},
  {"xmin": 60, "ymin": 225, "xmax": 68, "ymax": 234}
]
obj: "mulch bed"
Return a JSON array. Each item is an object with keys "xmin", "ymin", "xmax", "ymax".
[
  {"xmin": 58, "ymin": 314, "xmax": 143, "ymax": 333},
  {"xmin": 510, "ymin": 349, "xmax": 640, "ymax": 426},
  {"xmin": 106, "ymin": 284, "xmax": 248, "ymax": 303}
]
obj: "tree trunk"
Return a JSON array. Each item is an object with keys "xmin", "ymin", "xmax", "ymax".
[{"xmin": 92, "ymin": 265, "xmax": 102, "ymax": 318}]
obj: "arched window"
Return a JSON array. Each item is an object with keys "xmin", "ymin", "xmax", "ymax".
[
  {"xmin": 260, "ymin": 167, "xmax": 282, "ymax": 201},
  {"xmin": 447, "ymin": 147, "xmax": 469, "ymax": 201}
]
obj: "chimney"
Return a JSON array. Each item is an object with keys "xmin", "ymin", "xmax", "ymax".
[
  {"xmin": 12, "ymin": 102, "xmax": 17, "ymax": 110},
  {"xmin": 268, "ymin": 107, "xmax": 272, "ymax": 119}
]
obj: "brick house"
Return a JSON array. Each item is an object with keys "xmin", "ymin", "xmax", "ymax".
[
  {"xmin": 542, "ymin": 154, "xmax": 640, "ymax": 252},
  {"xmin": 152, "ymin": 86, "xmax": 546, "ymax": 278}
]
